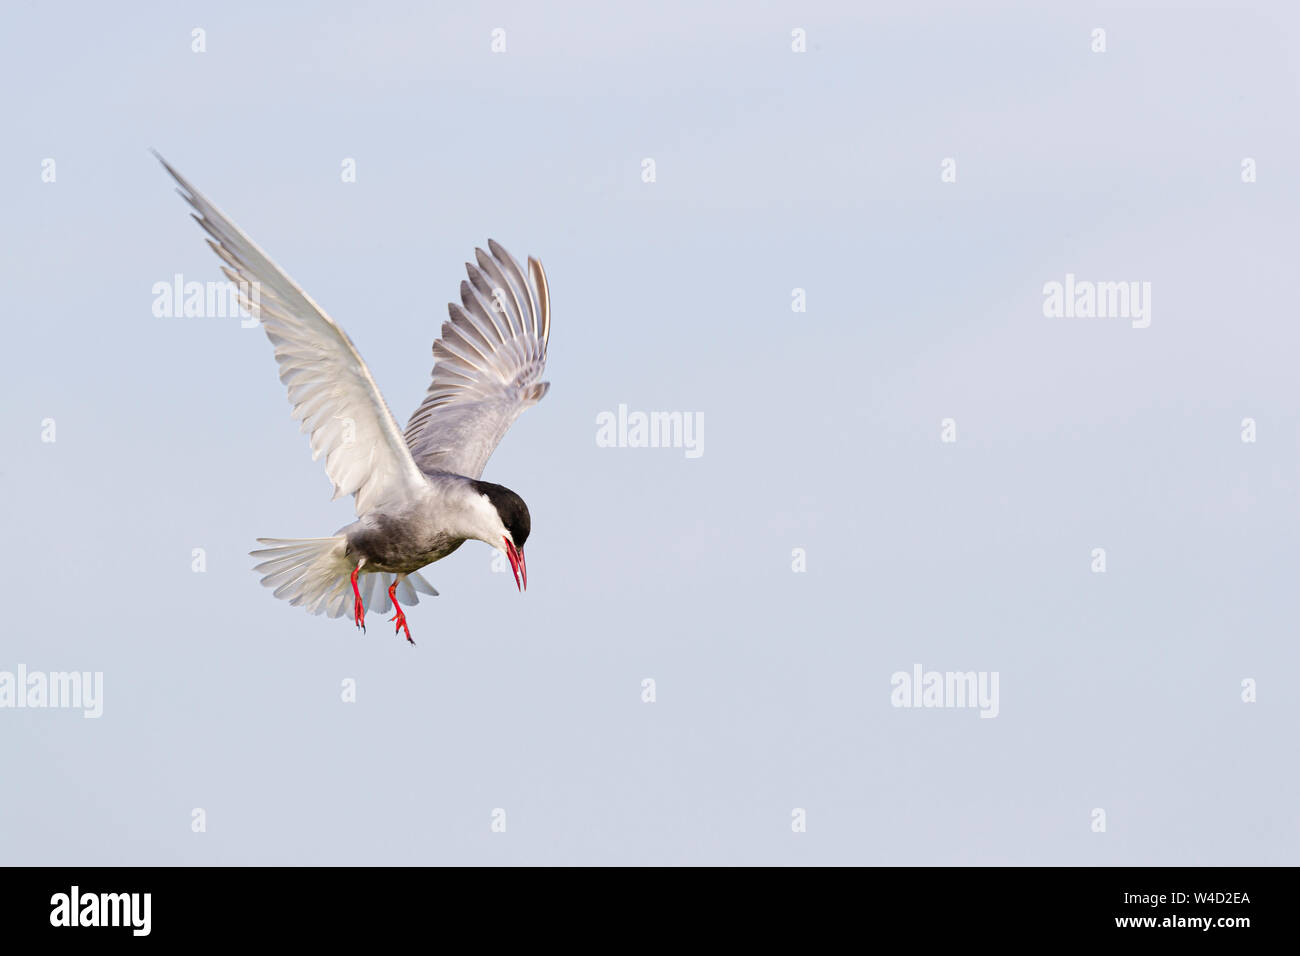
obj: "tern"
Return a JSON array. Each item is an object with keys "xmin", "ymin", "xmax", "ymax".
[{"xmin": 157, "ymin": 154, "xmax": 551, "ymax": 643}]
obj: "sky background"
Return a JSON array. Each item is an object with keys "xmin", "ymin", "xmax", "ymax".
[{"xmin": 2, "ymin": 0, "xmax": 1298, "ymax": 865}]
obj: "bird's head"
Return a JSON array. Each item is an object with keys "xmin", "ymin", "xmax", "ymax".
[{"xmin": 469, "ymin": 480, "xmax": 531, "ymax": 591}]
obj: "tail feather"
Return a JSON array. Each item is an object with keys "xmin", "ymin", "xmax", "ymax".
[{"xmin": 250, "ymin": 537, "xmax": 438, "ymax": 620}]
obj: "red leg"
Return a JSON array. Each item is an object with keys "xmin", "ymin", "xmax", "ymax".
[
  {"xmin": 350, "ymin": 565, "xmax": 366, "ymax": 633},
  {"xmin": 389, "ymin": 580, "xmax": 413, "ymax": 645}
]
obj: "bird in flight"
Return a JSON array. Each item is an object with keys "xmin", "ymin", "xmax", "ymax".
[{"xmin": 157, "ymin": 154, "xmax": 551, "ymax": 644}]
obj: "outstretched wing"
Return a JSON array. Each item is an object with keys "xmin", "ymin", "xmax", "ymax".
[
  {"xmin": 157, "ymin": 153, "xmax": 427, "ymax": 515},
  {"xmin": 404, "ymin": 240, "xmax": 551, "ymax": 479}
]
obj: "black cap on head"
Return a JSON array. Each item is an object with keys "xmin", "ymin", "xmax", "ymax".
[{"xmin": 471, "ymin": 480, "xmax": 530, "ymax": 549}]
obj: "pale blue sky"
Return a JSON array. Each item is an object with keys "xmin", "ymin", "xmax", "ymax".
[{"xmin": 2, "ymin": 0, "xmax": 1298, "ymax": 864}]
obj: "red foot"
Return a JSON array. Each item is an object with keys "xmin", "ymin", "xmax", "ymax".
[
  {"xmin": 389, "ymin": 581, "xmax": 414, "ymax": 645},
  {"xmin": 351, "ymin": 566, "xmax": 366, "ymax": 633}
]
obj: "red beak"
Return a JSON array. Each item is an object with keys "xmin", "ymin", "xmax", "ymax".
[{"xmin": 503, "ymin": 537, "xmax": 526, "ymax": 592}]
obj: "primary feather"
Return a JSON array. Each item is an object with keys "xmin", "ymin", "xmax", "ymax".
[{"xmin": 154, "ymin": 152, "xmax": 427, "ymax": 516}]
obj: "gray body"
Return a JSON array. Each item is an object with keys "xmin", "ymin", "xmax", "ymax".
[{"xmin": 340, "ymin": 472, "xmax": 473, "ymax": 574}]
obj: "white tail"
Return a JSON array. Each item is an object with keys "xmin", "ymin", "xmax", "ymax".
[{"xmin": 250, "ymin": 537, "xmax": 438, "ymax": 618}]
